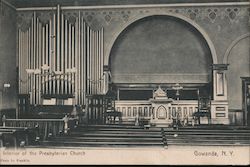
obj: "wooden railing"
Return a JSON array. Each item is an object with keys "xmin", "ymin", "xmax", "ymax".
[
  {"xmin": 115, "ymin": 100, "xmax": 198, "ymax": 122},
  {"xmin": 2, "ymin": 115, "xmax": 78, "ymax": 140},
  {"xmin": 169, "ymin": 100, "xmax": 198, "ymax": 121},
  {"xmin": 115, "ymin": 100, "xmax": 152, "ymax": 120}
]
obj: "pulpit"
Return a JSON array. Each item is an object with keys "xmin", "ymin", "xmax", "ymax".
[{"xmin": 149, "ymin": 86, "xmax": 173, "ymax": 127}]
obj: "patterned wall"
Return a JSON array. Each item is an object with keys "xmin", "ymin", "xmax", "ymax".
[
  {"xmin": 16, "ymin": 5, "xmax": 250, "ymax": 64},
  {"xmin": 15, "ymin": 3, "xmax": 249, "ymax": 106}
]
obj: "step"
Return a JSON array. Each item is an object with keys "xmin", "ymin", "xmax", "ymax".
[
  {"xmin": 75, "ymin": 127, "xmax": 161, "ymax": 132},
  {"xmin": 166, "ymin": 142, "xmax": 250, "ymax": 146},
  {"xmin": 41, "ymin": 141, "xmax": 164, "ymax": 147},
  {"xmin": 164, "ymin": 129, "xmax": 250, "ymax": 133},
  {"xmin": 71, "ymin": 131, "xmax": 161, "ymax": 135},
  {"xmin": 37, "ymin": 124, "xmax": 250, "ymax": 147},
  {"xmin": 166, "ymin": 139, "xmax": 250, "ymax": 142},
  {"xmin": 50, "ymin": 137, "xmax": 163, "ymax": 142},
  {"xmin": 179, "ymin": 126, "xmax": 250, "ymax": 130},
  {"xmin": 69, "ymin": 133, "xmax": 163, "ymax": 138},
  {"xmin": 166, "ymin": 137, "xmax": 250, "ymax": 141},
  {"xmin": 163, "ymin": 132, "xmax": 250, "ymax": 135},
  {"xmin": 77, "ymin": 124, "xmax": 144, "ymax": 129},
  {"xmin": 164, "ymin": 135, "xmax": 250, "ymax": 139}
]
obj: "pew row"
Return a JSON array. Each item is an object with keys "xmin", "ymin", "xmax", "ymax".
[
  {"xmin": 0, "ymin": 127, "xmax": 37, "ymax": 148},
  {"xmin": 2, "ymin": 115, "xmax": 78, "ymax": 142}
]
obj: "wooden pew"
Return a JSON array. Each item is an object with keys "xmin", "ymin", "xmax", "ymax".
[
  {"xmin": 0, "ymin": 131, "xmax": 17, "ymax": 148},
  {"xmin": 0, "ymin": 128, "xmax": 28, "ymax": 148},
  {"xmin": 2, "ymin": 115, "xmax": 78, "ymax": 141},
  {"xmin": 0, "ymin": 127, "xmax": 37, "ymax": 146}
]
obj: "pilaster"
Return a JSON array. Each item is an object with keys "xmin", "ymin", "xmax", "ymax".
[{"xmin": 211, "ymin": 64, "xmax": 229, "ymax": 124}]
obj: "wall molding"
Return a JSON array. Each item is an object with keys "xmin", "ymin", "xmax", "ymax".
[{"xmin": 16, "ymin": 2, "xmax": 250, "ymax": 11}]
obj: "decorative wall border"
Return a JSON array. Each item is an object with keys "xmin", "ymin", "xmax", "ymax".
[{"xmin": 15, "ymin": 2, "xmax": 250, "ymax": 11}]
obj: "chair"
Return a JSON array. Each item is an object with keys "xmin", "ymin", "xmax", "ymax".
[
  {"xmin": 193, "ymin": 96, "xmax": 211, "ymax": 125},
  {"xmin": 104, "ymin": 96, "xmax": 122, "ymax": 124}
]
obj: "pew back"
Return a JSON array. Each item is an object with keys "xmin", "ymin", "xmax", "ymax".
[
  {"xmin": 0, "ymin": 128, "xmax": 35, "ymax": 148},
  {"xmin": 2, "ymin": 116, "xmax": 78, "ymax": 141}
]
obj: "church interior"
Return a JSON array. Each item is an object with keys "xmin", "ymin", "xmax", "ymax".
[{"xmin": 0, "ymin": 0, "xmax": 249, "ymax": 148}]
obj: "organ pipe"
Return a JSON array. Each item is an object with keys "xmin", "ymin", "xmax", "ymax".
[
  {"xmin": 33, "ymin": 14, "xmax": 35, "ymax": 104},
  {"xmin": 56, "ymin": 5, "xmax": 60, "ymax": 72},
  {"xmin": 61, "ymin": 13, "xmax": 64, "ymax": 95},
  {"xmin": 18, "ymin": 10, "xmax": 104, "ymax": 106},
  {"xmin": 21, "ymin": 30, "xmax": 23, "ymax": 94},
  {"xmin": 72, "ymin": 25, "xmax": 75, "ymax": 96},
  {"xmin": 38, "ymin": 22, "xmax": 42, "ymax": 104},
  {"xmin": 93, "ymin": 30, "xmax": 96, "ymax": 94},
  {"xmin": 76, "ymin": 13, "xmax": 80, "ymax": 104},
  {"xmin": 83, "ymin": 20, "xmax": 86, "ymax": 104},
  {"xmin": 97, "ymin": 30, "xmax": 100, "ymax": 94},
  {"xmin": 25, "ymin": 30, "xmax": 28, "ymax": 94},
  {"xmin": 34, "ymin": 15, "xmax": 37, "ymax": 104},
  {"xmin": 94, "ymin": 30, "xmax": 97, "ymax": 94},
  {"xmin": 95, "ymin": 30, "xmax": 98, "ymax": 95},
  {"xmin": 65, "ymin": 19, "xmax": 68, "ymax": 95},
  {"xmin": 42, "ymin": 26, "xmax": 45, "ymax": 95},
  {"xmin": 91, "ymin": 29, "xmax": 94, "ymax": 95},
  {"xmin": 28, "ymin": 27, "xmax": 31, "ymax": 95},
  {"xmin": 101, "ymin": 29, "xmax": 103, "ymax": 94},
  {"xmin": 56, "ymin": 5, "xmax": 60, "ymax": 95},
  {"xmin": 45, "ymin": 23, "xmax": 49, "ymax": 95},
  {"xmin": 53, "ymin": 13, "xmax": 56, "ymax": 95},
  {"xmin": 18, "ymin": 29, "xmax": 21, "ymax": 93},
  {"xmin": 69, "ymin": 23, "xmax": 72, "ymax": 95},
  {"xmin": 49, "ymin": 17, "xmax": 52, "ymax": 95},
  {"xmin": 89, "ymin": 27, "xmax": 92, "ymax": 95},
  {"xmin": 30, "ymin": 16, "xmax": 33, "ymax": 104}
]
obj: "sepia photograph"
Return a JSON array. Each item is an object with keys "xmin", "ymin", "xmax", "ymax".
[{"xmin": 0, "ymin": 0, "xmax": 249, "ymax": 165}]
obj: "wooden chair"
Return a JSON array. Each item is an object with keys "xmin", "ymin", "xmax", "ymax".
[
  {"xmin": 104, "ymin": 96, "xmax": 122, "ymax": 124},
  {"xmin": 194, "ymin": 97, "xmax": 211, "ymax": 125}
]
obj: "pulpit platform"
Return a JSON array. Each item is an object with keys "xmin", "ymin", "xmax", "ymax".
[{"xmin": 149, "ymin": 86, "xmax": 174, "ymax": 127}]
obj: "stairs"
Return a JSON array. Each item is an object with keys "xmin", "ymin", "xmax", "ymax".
[
  {"xmin": 29, "ymin": 124, "xmax": 250, "ymax": 148},
  {"xmin": 40, "ymin": 124, "xmax": 165, "ymax": 148},
  {"xmin": 164, "ymin": 125, "xmax": 250, "ymax": 146}
]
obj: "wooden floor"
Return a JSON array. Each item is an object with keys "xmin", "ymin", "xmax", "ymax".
[{"xmin": 26, "ymin": 124, "xmax": 250, "ymax": 148}]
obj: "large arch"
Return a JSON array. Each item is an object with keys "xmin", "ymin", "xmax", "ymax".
[
  {"xmin": 223, "ymin": 33, "xmax": 250, "ymax": 64},
  {"xmin": 104, "ymin": 12, "xmax": 218, "ymax": 66},
  {"xmin": 108, "ymin": 14, "xmax": 215, "ymax": 84},
  {"xmin": 224, "ymin": 34, "xmax": 250, "ymax": 110}
]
